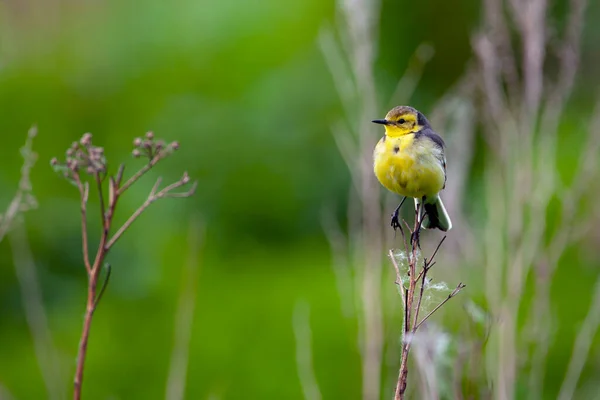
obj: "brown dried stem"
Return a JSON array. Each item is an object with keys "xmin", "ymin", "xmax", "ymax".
[
  {"xmin": 391, "ymin": 212, "xmax": 463, "ymax": 400},
  {"xmin": 52, "ymin": 133, "xmax": 195, "ymax": 400}
]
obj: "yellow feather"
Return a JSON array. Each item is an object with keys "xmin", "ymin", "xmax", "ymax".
[
  {"xmin": 372, "ymin": 105, "xmax": 452, "ymax": 231},
  {"xmin": 373, "ymin": 133, "xmax": 445, "ymax": 199}
]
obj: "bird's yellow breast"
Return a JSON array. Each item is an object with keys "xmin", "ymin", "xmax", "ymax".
[{"xmin": 373, "ymin": 133, "xmax": 445, "ymax": 199}]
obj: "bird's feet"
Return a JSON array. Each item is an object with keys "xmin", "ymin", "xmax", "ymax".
[
  {"xmin": 390, "ymin": 209, "xmax": 402, "ymax": 231},
  {"xmin": 390, "ymin": 197, "xmax": 406, "ymax": 232},
  {"xmin": 410, "ymin": 228, "xmax": 422, "ymax": 250}
]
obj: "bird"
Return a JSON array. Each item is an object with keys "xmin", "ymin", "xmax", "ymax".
[{"xmin": 372, "ymin": 105, "xmax": 452, "ymax": 233}]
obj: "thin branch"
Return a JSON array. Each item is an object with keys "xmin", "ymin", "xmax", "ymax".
[
  {"xmin": 427, "ymin": 236, "xmax": 447, "ymax": 265},
  {"xmin": 150, "ymin": 176, "xmax": 162, "ymax": 196},
  {"xmin": 414, "ymin": 236, "xmax": 447, "ymax": 283},
  {"xmin": 105, "ymin": 176, "xmax": 196, "ymax": 250},
  {"xmin": 395, "ymin": 214, "xmax": 422, "ymax": 400},
  {"xmin": 117, "ymin": 154, "xmax": 163, "ymax": 196},
  {"xmin": 415, "ymin": 283, "xmax": 466, "ymax": 330},
  {"xmin": 412, "ymin": 273, "xmax": 428, "ymax": 334},
  {"xmin": 115, "ymin": 164, "xmax": 125, "ymax": 187},
  {"xmin": 93, "ymin": 264, "xmax": 112, "ymax": 309},
  {"xmin": 403, "ymin": 288, "xmax": 409, "ymax": 335},
  {"xmin": 95, "ymin": 172, "xmax": 106, "ymax": 226},
  {"xmin": 74, "ymin": 176, "xmax": 92, "ymax": 273},
  {"xmin": 53, "ymin": 132, "xmax": 195, "ymax": 400}
]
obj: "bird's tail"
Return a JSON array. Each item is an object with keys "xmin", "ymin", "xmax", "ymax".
[{"xmin": 417, "ymin": 196, "xmax": 452, "ymax": 232}]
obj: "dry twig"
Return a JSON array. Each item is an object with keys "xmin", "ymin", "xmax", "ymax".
[
  {"xmin": 390, "ymin": 209, "xmax": 464, "ymax": 400},
  {"xmin": 51, "ymin": 132, "xmax": 196, "ymax": 400},
  {"xmin": 320, "ymin": 10, "xmax": 439, "ymax": 398},
  {"xmin": 467, "ymin": 0, "xmax": 593, "ymax": 397}
]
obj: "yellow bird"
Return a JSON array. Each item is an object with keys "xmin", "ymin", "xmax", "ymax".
[{"xmin": 372, "ymin": 105, "xmax": 452, "ymax": 232}]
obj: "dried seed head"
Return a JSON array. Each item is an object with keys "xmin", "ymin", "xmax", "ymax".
[
  {"xmin": 145, "ymin": 131, "xmax": 154, "ymax": 140},
  {"xmin": 66, "ymin": 148, "xmax": 74, "ymax": 157},
  {"xmin": 71, "ymin": 141, "xmax": 79, "ymax": 150},
  {"xmin": 67, "ymin": 159, "xmax": 79, "ymax": 170},
  {"xmin": 133, "ymin": 137, "xmax": 142, "ymax": 147},
  {"xmin": 86, "ymin": 166, "xmax": 95, "ymax": 174},
  {"xmin": 170, "ymin": 141, "xmax": 180, "ymax": 150},
  {"xmin": 81, "ymin": 133, "xmax": 93, "ymax": 146},
  {"xmin": 143, "ymin": 139, "xmax": 153, "ymax": 149},
  {"xmin": 181, "ymin": 171, "xmax": 190, "ymax": 184},
  {"xmin": 50, "ymin": 157, "xmax": 59, "ymax": 166},
  {"xmin": 155, "ymin": 140, "xmax": 165, "ymax": 151},
  {"xmin": 89, "ymin": 148, "xmax": 103, "ymax": 163},
  {"xmin": 132, "ymin": 149, "xmax": 141, "ymax": 158}
]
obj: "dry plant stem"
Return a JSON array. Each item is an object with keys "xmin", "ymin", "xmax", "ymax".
[
  {"xmin": 118, "ymin": 154, "xmax": 159, "ymax": 195},
  {"xmin": 395, "ymin": 212, "xmax": 420, "ymax": 400},
  {"xmin": 392, "ymin": 210, "xmax": 463, "ymax": 400},
  {"xmin": 470, "ymin": 0, "xmax": 591, "ymax": 397},
  {"xmin": 321, "ymin": 7, "xmax": 438, "ymax": 398},
  {"xmin": 77, "ymin": 180, "xmax": 91, "ymax": 273},
  {"xmin": 70, "ymin": 148, "xmax": 195, "ymax": 400}
]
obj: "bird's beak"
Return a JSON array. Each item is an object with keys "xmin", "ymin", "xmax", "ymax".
[{"xmin": 371, "ymin": 119, "xmax": 389, "ymax": 125}]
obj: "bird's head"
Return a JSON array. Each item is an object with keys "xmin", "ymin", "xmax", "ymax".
[{"xmin": 372, "ymin": 106, "xmax": 429, "ymax": 137}]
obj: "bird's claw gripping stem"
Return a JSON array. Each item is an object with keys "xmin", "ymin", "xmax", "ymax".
[{"xmin": 390, "ymin": 197, "xmax": 407, "ymax": 232}]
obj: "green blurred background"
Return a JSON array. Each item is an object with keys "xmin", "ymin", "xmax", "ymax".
[{"xmin": 1, "ymin": 0, "xmax": 600, "ymax": 399}]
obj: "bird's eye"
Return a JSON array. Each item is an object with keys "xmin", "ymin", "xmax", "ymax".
[{"xmin": 398, "ymin": 118, "xmax": 406, "ymax": 124}]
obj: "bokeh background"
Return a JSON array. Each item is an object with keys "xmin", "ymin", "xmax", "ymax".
[{"xmin": 1, "ymin": 0, "xmax": 600, "ymax": 399}]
